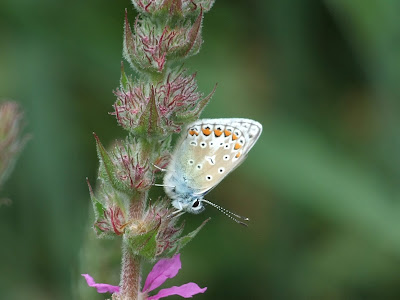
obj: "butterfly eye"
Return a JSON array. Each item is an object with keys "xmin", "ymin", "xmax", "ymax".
[{"xmin": 192, "ymin": 199, "xmax": 200, "ymax": 208}]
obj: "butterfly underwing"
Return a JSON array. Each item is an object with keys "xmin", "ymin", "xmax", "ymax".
[{"xmin": 163, "ymin": 118, "xmax": 262, "ymax": 215}]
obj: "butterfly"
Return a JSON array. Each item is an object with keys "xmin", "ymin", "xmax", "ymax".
[{"xmin": 160, "ymin": 118, "xmax": 262, "ymax": 225}]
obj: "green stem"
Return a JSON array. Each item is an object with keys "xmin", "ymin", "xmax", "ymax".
[{"xmin": 149, "ymin": 69, "xmax": 167, "ymax": 84}]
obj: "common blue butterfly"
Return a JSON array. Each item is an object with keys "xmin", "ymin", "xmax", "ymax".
[{"xmin": 161, "ymin": 118, "xmax": 262, "ymax": 224}]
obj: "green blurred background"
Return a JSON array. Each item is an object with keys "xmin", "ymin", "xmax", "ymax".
[{"xmin": 2, "ymin": 0, "xmax": 400, "ymax": 299}]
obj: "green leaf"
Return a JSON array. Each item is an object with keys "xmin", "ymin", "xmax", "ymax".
[
  {"xmin": 171, "ymin": 218, "xmax": 210, "ymax": 254},
  {"xmin": 93, "ymin": 200, "xmax": 105, "ymax": 217},
  {"xmin": 86, "ymin": 178, "xmax": 105, "ymax": 218},
  {"xmin": 136, "ymin": 88, "xmax": 162, "ymax": 137},
  {"xmin": 93, "ymin": 133, "xmax": 132, "ymax": 195},
  {"xmin": 173, "ymin": 9, "xmax": 203, "ymax": 59},
  {"xmin": 127, "ymin": 226, "xmax": 158, "ymax": 260},
  {"xmin": 120, "ymin": 61, "xmax": 129, "ymax": 90}
]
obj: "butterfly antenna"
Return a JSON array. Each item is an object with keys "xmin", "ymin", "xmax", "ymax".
[{"xmin": 201, "ymin": 199, "xmax": 249, "ymax": 226}]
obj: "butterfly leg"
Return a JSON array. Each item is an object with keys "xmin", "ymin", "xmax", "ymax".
[
  {"xmin": 152, "ymin": 164, "xmax": 167, "ymax": 172},
  {"xmin": 172, "ymin": 211, "xmax": 186, "ymax": 219},
  {"xmin": 168, "ymin": 207, "xmax": 185, "ymax": 219},
  {"xmin": 153, "ymin": 183, "xmax": 175, "ymax": 188}
]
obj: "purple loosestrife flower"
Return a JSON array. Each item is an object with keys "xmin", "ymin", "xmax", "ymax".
[
  {"xmin": 81, "ymin": 274, "xmax": 120, "ymax": 294},
  {"xmin": 143, "ymin": 253, "xmax": 207, "ymax": 300},
  {"xmin": 82, "ymin": 0, "xmax": 217, "ymax": 297},
  {"xmin": 82, "ymin": 254, "xmax": 207, "ymax": 299}
]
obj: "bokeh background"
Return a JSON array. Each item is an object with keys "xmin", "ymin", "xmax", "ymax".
[{"xmin": 2, "ymin": 0, "xmax": 400, "ymax": 299}]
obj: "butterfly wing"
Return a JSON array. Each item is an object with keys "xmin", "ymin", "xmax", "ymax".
[{"xmin": 172, "ymin": 118, "xmax": 262, "ymax": 196}]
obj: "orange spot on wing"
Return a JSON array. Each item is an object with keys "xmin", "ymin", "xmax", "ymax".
[
  {"xmin": 232, "ymin": 133, "xmax": 239, "ymax": 140},
  {"xmin": 224, "ymin": 130, "xmax": 231, "ymax": 137},
  {"xmin": 234, "ymin": 143, "xmax": 241, "ymax": 150},
  {"xmin": 214, "ymin": 129, "xmax": 223, "ymax": 137},
  {"xmin": 189, "ymin": 130, "xmax": 199, "ymax": 136},
  {"xmin": 202, "ymin": 128, "xmax": 212, "ymax": 136},
  {"xmin": 235, "ymin": 152, "xmax": 241, "ymax": 158}
]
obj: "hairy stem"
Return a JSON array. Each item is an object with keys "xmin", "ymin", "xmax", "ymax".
[
  {"xmin": 119, "ymin": 193, "xmax": 146, "ymax": 299},
  {"xmin": 120, "ymin": 244, "xmax": 141, "ymax": 299}
]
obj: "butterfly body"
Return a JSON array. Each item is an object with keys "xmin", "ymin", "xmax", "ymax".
[{"xmin": 164, "ymin": 118, "xmax": 262, "ymax": 214}]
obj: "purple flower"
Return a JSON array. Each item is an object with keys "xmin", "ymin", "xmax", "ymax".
[
  {"xmin": 82, "ymin": 254, "xmax": 206, "ymax": 299},
  {"xmin": 81, "ymin": 274, "xmax": 120, "ymax": 294},
  {"xmin": 143, "ymin": 253, "xmax": 207, "ymax": 299}
]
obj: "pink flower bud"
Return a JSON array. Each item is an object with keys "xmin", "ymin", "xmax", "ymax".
[
  {"xmin": 111, "ymin": 139, "xmax": 153, "ymax": 191},
  {"xmin": 0, "ymin": 101, "xmax": 27, "ymax": 187},
  {"xmin": 131, "ymin": 0, "xmax": 215, "ymax": 16},
  {"xmin": 112, "ymin": 67, "xmax": 215, "ymax": 135},
  {"xmin": 123, "ymin": 10, "xmax": 203, "ymax": 74}
]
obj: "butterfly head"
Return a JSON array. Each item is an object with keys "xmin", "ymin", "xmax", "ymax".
[{"xmin": 172, "ymin": 197, "xmax": 205, "ymax": 214}]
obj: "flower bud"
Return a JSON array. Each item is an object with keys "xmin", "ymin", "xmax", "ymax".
[
  {"xmin": 112, "ymin": 66, "xmax": 215, "ymax": 135},
  {"xmin": 94, "ymin": 134, "xmax": 167, "ymax": 194},
  {"xmin": 124, "ymin": 200, "xmax": 209, "ymax": 259},
  {"xmin": 87, "ymin": 179, "xmax": 128, "ymax": 238},
  {"xmin": 155, "ymin": 68, "xmax": 216, "ymax": 131},
  {"xmin": 131, "ymin": 0, "xmax": 215, "ymax": 16},
  {"xmin": 123, "ymin": 10, "xmax": 203, "ymax": 74}
]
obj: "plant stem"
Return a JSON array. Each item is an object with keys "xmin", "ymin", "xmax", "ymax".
[
  {"xmin": 119, "ymin": 193, "xmax": 146, "ymax": 299},
  {"xmin": 120, "ymin": 244, "xmax": 141, "ymax": 299}
]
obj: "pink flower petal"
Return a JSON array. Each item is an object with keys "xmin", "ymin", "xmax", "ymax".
[
  {"xmin": 143, "ymin": 254, "xmax": 182, "ymax": 292},
  {"xmin": 148, "ymin": 282, "xmax": 207, "ymax": 300},
  {"xmin": 81, "ymin": 274, "xmax": 120, "ymax": 294}
]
